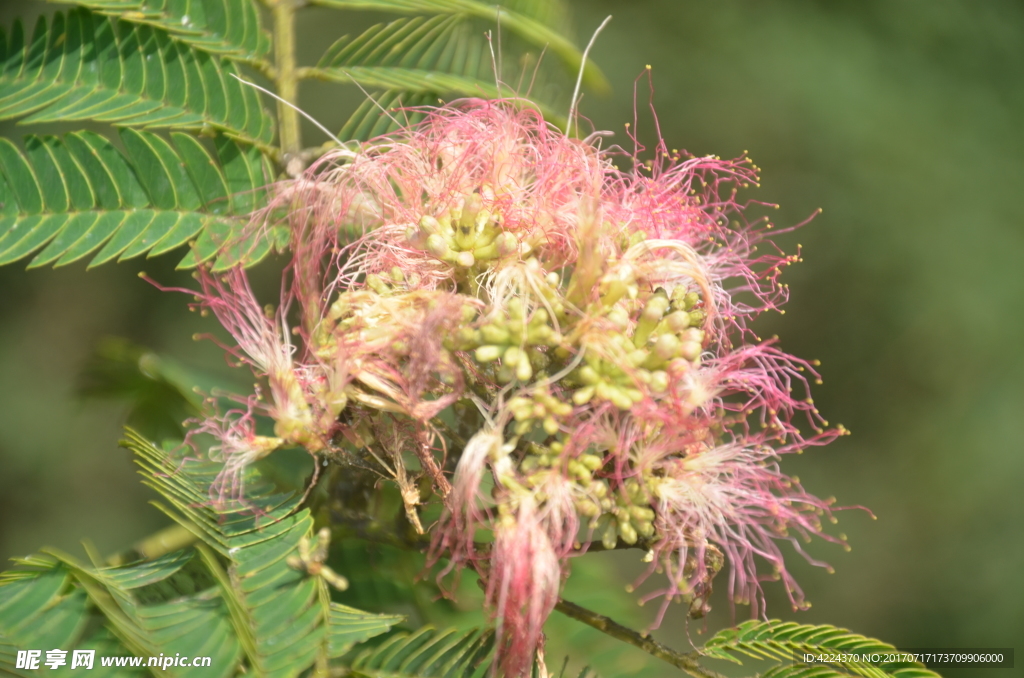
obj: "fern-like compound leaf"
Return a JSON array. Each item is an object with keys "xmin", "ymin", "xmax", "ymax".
[
  {"xmin": 47, "ymin": 0, "xmax": 271, "ymax": 62},
  {"xmin": 337, "ymin": 88, "xmax": 434, "ymax": 142},
  {"xmin": 0, "ymin": 431, "xmax": 404, "ymax": 678},
  {"xmin": 127, "ymin": 431, "xmax": 407, "ymax": 676},
  {"xmin": 347, "ymin": 625, "xmax": 495, "ymax": 678},
  {"xmin": 0, "ymin": 130, "xmax": 273, "ymax": 269},
  {"xmin": 0, "ymin": 10, "xmax": 274, "ymax": 146},
  {"xmin": 311, "ymin": 15, "xmax": 563, "ymax": 127},
  {"xmin": 310, "ymin": 0, "xmax": 608, "ymax": 93},
  {"xmin": 702, "ymin": 620, "xmax": 943, "ymax": 678}
]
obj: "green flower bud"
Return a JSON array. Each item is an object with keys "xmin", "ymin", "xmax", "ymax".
[
  {"xmin": 516, "ymin": 356, "xmax": 534, "ymax": 382},
  {"xmin": 607, "ymin": 305, "xmax": 630, "ymax": 330},
  {"xmin": 572, "ymin": 386, "xmax": 595, "ymax": 405},
  {"xmin": 475, "ymin": 345, "xmax": 503, "ymax": 362},
  {"xmin": 552, "ymin": 399, "xmax": 573, "ymax": 416},
  {"xmin": 602, "ymin": 279, "xmax": 631, "ymax": 306},
  {"xmin": 503, "ymin": 345, "xmax": 523, "ymax": 366},
  {"xmin": 643, "ymin": 296, "xmax": 671, "ymax": 322},
  {"xmin": 602, "ymin": 519, "xmax": 619, "ymax": 550},
  {"xmin": 495, "ymin": 232, "xmax": 520, "ymax": 256},
  {"xmin": 619, "ymin": 520, "xmax": 638, "ymax": 545},
  {"xmin": 365, "ymin": 274, "xmax": 387, "ymax": 295},
  {"xmin": 664, "ymin": 310, "xmax": 691, "ymax": 332},
  {"xmin": 419, "ymin": 214, "xmax": 442, "ymax": 234},
  {"xmin": 682, "ymin": 328, "xmax": 705, "ymax": 343},
  {"xmin": 480, "ymin": 324, "xmax": 510, "ymax": 344},
  {"xmin": 426, "ymin": 234, "xmax": 450, "ymax": 260},
  {"xmin": 609, "ymin": 387, "xmax": 635, "ymax": 410},
  {"xmin": 473, "ymin": 241, "xmax": 499, "ymax": 260},
  {"xmin": 653, "ymin": 333, "xmax": 681, "ymax": 360},
  {"xmin": 623, "ymin": 387, "xmax": 644, "ymax": 403},
  {"xmin": 630, "ymin": 506, "xmax": 656, "ymax": 522},
  {"xmin": 579, "ymin": 365, "xmax": 600, "ymax": 385},
  {"xmin": 680, "ymin": 341, "xmax": 702, "ymax": 362},
  {"xmin": 527, "ymin": 325, "xmax": 553, "ymax": 344}
]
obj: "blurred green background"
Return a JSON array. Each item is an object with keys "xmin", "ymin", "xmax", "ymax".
[{"xmin": 0, "ymin": 1, "xmax": 1020, "ymax": 675}]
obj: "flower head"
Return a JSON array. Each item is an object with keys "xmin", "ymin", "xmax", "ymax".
[{"xmin": 179, "ymin": 98, "xmax": 857, "ymax": 675}]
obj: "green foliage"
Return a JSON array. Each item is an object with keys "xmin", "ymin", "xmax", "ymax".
[
  {"xmin": 338, "ymin": 88, "xmax": 437, "ymax": 143},
  {"xmin": 309, "ymin": 0, "xmax": 608, "ymax": 93},
  {"xmin": 311, "ymin": 15, "xmax": 563, "ymax": 129},
  {"xmin": 703, "ymin": 620, "xmax": 943, "ymax": 678},
  {"xmin": 0, "ymin": 429, "xmax": 404, "ymax": 678},
  {"xmin": 2, "ymin": 4, "xmax": 933, "ymax": 678},
  {"xmin": 0, "ymin": 9, "xmax": 274, "ymax": 144},
  {"xmin": 345, "ymin": 625, "xmax": 599, "ymax": 678},
  {"xmin": 0, "ymin": 0, "xmax": 596, "ymax": 270},
  {"xmin": 48, "ymin": 0, "xmax": 272, "ymax": 62},
  {"xmin": 0, "ymin": 128, "xmax": 272, "ymax": 268},
  {"xmin": 346, "ymin": 626, "xmax": 495, "ymax": 678}
]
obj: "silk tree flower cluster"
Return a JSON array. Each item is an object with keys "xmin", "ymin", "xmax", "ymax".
[{"xmin": 182, "ymin": 99, "xmax": 850, "ymax": 677}]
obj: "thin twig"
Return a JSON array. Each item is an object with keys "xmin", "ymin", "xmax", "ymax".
[{"xmin": 553, "ymin": 597, "xmax": 728, "ymax": 678}]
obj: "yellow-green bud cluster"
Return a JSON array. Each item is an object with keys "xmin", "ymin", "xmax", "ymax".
[
  {"xmin": 507, "ymin": 386, "xmax": 573, "ymax": 436},
  {"xmin": 518, "ymin": 440, "xmax": 663, "ymax": 551},
  {"xmin": 406, "ymin": 192, "xmax": 531, "ymax": 271},
  {"xmin": 570, "ymin": 286, "xmax": 708, "ymax": 409},
  {"xmin": 456, "ymin": 298, "xmax": 562, "ymax": 384},
  {"xmin": 591, "ymin": 479, "xmax": 657, "ymax": 549}
]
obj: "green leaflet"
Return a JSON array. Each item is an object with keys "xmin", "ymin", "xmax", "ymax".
[
  {"xmin": 0, "ymin": 129, "xmax": 273, "ymax": 269},
  {"xmin": 347, "ymin": 626, "xmax": 495, "ymax": 678},
  {"xmin": 48, "ymin": 0, "xmax": 271, "ymax": 62},
  {"xmin": 129, "ymin": 430, "xmax": 406, "ymax": 677},
  {"xmin": 310, "ymin": 0, "xmax": 609, "ymax": 94},
  {"xmin": 345, "ymin": 625, "xmax": 601, "ymax": 678},
  {"xmin": 703, "ymin": 620, "xmax": 943, "ymax": 678},
  {"xmin": 338, "ymin": 88, "xmax": 436, "ymax": 142},
  {"xmin": 0, "ymin": 9, "xmax": 274, "ymax": 146},
  {"xmin": 0, "ymin": 432, "xmax": 403, "ymax": 678},
  {"xmin": 310, "ymin": 15, "xmax": 565, "ymax": 131}
]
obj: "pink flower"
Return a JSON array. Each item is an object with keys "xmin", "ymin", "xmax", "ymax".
[{"xmin": 173, "ymin": 97, "xmax": 859, "ymax": 675}]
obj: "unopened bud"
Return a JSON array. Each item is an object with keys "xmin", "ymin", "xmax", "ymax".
[{"xmin": 426, "ymin": 234, "xmax": 450, "ymax": 259}]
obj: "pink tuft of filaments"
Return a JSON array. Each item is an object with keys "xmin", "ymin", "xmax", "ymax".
[{"xmin": 166, "ymin": 97, "xmax": 863, "ymax": 675}]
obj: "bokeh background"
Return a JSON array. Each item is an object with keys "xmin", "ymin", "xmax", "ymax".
[{"xmin": 1, "ymin": 1, "xmax": 1021, "ymax": 676}]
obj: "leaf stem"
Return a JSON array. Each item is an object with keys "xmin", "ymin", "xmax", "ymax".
[
  {"xmin": 553, "ymin": 597, "xmax": 728, "ymax": 678},
  {"xmin": 270, "ymin": 0, "xmax": 304, "ymax": 175}
]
